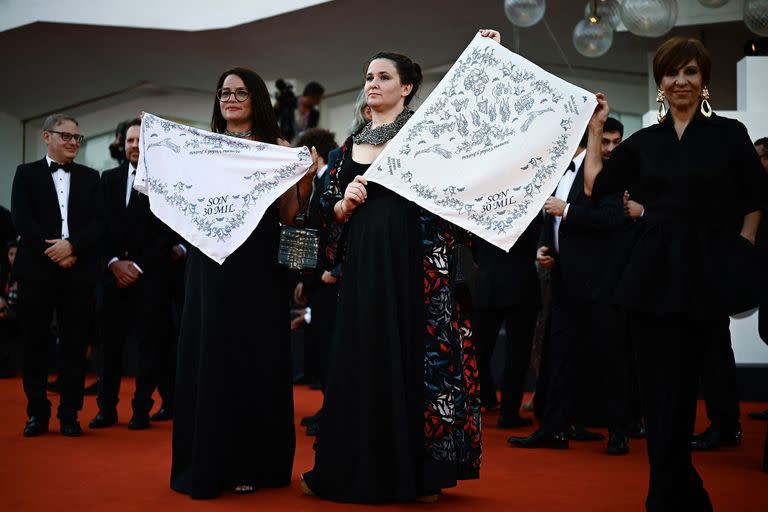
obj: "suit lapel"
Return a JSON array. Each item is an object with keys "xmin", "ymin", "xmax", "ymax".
[
  {"xmin": 36, "ymin": 158, "xmax": 61, "ymax": 220},
  {"xmin": 566, "ymin": 163, "xmax": 584, "ymax": 204}
]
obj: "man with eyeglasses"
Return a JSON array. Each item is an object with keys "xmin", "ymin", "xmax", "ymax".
[{"xmin": 11, "ymin": 113, "xmax": 103, "ymax": 437}]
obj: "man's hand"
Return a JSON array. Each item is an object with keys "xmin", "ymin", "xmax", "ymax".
[
  {"xmin": 544, "ymin": 197, "xmax": 567, "ymax": 217},
  {"xmin": 44, "ymin": 239, "xmax": 73, "ymax": 263},
  {"xmin": 110, "ymin": 260, "xmax": 140, "ymax": 288},
  {"xmin": 536, "ymin": 246, "xmax": 555, "ymax": 269},
  {"xmin": 58, "ymin": 255, "xmax": 77, "ymax": 269},
  {"xmin": 321, "ymin": 270, "xmax": 338, "ymax": 285}
]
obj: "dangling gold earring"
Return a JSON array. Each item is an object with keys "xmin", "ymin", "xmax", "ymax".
[
  {"xmin": 656, "ymin": 87, "xmax": 667, "ymax": 123},
  {"xmin": 700, "ymin": 86, "xmax": 712, "ymax": 118}
]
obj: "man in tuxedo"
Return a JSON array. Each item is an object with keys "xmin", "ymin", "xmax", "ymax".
[
  {"xmin": 472, "ymin": 218, "xmax": 541, "ymax": 428},
  {"xmin": 89, "ymin": 118, "xmax": 172, "ymax": 430},
  {"xmin": 292, "ymin": 128, "xmax": 339, "ymax": 436},
  {"xmin": 12, "ymin": 114, "xmax": 103, "ymax": 436},
  {"xmin": 508, "ymin": 130, "xmax": 627, "ymax": 451}
]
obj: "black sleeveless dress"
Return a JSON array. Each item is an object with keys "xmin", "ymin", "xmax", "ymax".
[{"xmin": 170, "ymin": 203, "xmax": 295, "ymax": 499}]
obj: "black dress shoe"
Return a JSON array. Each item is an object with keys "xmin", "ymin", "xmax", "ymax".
[
  {"xmin": 23, "ymin": 416, "xmax": 49, "ymax": 437},
  {"xmin": 508, "ymin": 429, "xmax": 569, "ymax": 449},
  {"xmin": 691, "ymin": 424, "xmax": 742, "ymax": 451},
  {"xmin": 128, "ymin": 414, "xmax": 150, "ymax": 430},
  {"xmin": 629, "ymin": 422, "xmax": 647, "ymax": 439},
  {"xmin": 569, "ymin": 425, "xmax": 605, "ymax": 441},
  {"xmin": 497, "ymin": 416, "xmax": 533, "ymax": 429},
  {"xmin": 606, "ymin": 432, "xmax": 629, "ymax": 455},
  {"xmin": 89, "ymin": 410, "xmax": 118, "ymax": 429},
  {"xmin": 748, "ymin": 410, "xmax": 768, "ymax": 421},
  {"xmin": 83, "ymin": 380, "xmax": 100, "ymax": 396},
  {"xmin": 60, "ymin": 418, "xmax": 83, "ymax": 437},
  {"xmin": 150, "ymin": 407, "xmax": 173, "ymax": 422}
]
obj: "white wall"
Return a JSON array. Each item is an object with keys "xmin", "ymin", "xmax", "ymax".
[
  {"xmin": 0, "ymin": 111, "xmax": 23, "ymax": 208},
  {"xmin": 23, "ymin": 90, "xmax": 214, "ymax": 169}
]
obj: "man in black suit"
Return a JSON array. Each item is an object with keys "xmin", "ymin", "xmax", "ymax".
[
  {"xmin": 12, "ymin": 114, "xmax": 103, "ymax": 437},
  {"xmin": 508, "ymin": 130, "xmax": 626, "ymax": 451},
  {"xmin": 292, "ymin": 128, "xmax": 339, "ymax": 436},
  {"xmin": 472, "ymin": 218, "xmax": 541, "ymax": 428},
  {"xmin": 89, "ymin": 118, "xmax": 172, "ymax": 430}
]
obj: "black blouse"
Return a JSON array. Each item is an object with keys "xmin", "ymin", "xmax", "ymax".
[{"xmin": 592, "ymin": 112, "xmax": 768, "ymax": 314}]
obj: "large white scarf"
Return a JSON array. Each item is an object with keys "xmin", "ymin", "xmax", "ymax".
[
  {"xmin": 135, "ymin": 113, "xmax": 313, "ymax": 264},
  {"xmin": 365, "ymin": 33, "xmax": 597, "ymax": 251}
]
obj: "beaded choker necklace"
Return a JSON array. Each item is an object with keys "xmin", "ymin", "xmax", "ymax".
[
  {"xmin": 224, "ymin": 129, "xmax": 253, "ymax": 138},
  {"xmin": 353, "ymin": 109, "xmax": 413, "ymax": 146}
]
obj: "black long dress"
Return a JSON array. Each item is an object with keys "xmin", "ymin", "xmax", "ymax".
[
  {"xmin": 303, "ymin": 144, "xmax": 482, "ymax": 503},
  {"xmin": 170, "ymin": 203, "xmax": 295, "ymax": 499}
]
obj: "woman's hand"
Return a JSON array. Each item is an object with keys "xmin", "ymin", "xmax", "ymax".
[
  {"xmin": 479, "ymin": 29, "xmax": 501, "ymax": 44},
  {"xmin": 342, "ymin": 175, "xmax": 368, "ymax": 215},
  {"xmin": 589, "ymin": 92, "xmax": 610, "ymax": 132}
]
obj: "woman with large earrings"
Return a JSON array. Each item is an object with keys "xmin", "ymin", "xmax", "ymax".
[
  {"xmin": 301, "ymin": 30, "xmax": 501, "ymax": 504},
  {"xmin": 171, "ymin": 67, "xmax": 316, "ymax": 500},
  {"xmin": 583, "ymin": 38, "xmax": 767, "ymax": 511}
]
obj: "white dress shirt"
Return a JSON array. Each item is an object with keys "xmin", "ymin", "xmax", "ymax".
[
  {"xmin": 46, "ymin": 155, "xmax": 71, "ymax": 239},
  {"xmin": 552, "ymin": 149, "xmax": 586, "ymax": 253}
]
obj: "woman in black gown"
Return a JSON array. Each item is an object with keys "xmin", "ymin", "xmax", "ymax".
[
  {"xmin": 171, "ymin": 67, "xmax": 316, "ymax": 499},
  {"xmin": 302, "ymin": 30, "xmax": 501, "ymax": 504},
  {"xmin": 583, "ymin": 38, "xmax": 766, "ymax": 512}
]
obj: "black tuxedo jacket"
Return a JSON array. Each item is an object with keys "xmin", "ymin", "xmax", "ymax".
[
  {"xmin": 539, "ymin": 160, "xmax": 623, "ymax": 302},
  {"xmin": 101, "ymin": 164, "xmax": 172, "ymax": 277},
  {"xmin": 11, "ymin": 158, "xmax": 103, "ymax": 284},
  {"xmin": 473, "ymin": 215, "xmax": 542, "ymax": 309}
]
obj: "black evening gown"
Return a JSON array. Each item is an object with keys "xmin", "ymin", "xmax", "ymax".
[
  {"xmin": 304, "ymin": 151, "xmax": 482, "ymax": 503},
  {"xmin": 170, "ymin": 203, "xmax": 295, "ymax": 499}
]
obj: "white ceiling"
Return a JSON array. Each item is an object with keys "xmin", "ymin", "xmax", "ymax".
[{"xmin": 0, "ymin": 0, "xmax": 758, "ymax": 120}]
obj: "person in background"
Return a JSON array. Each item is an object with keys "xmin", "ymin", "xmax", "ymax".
[
  {"xmin": 12, "ymin": 113, "xmax": 103, "ymax": 437},
  {"xmin": 292, "ymin": 127, "xmax": 339, "ymax": 436},
  {"xmin": 89, "ymin": 118, "xmax": 173, "ymax": 430},
  {"xmin": 749, "ymin": 136, "xmax": 768, "ymax": 421}
]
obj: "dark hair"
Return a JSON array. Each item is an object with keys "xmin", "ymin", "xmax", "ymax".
[
  {"xmin": 604, "ymin": 117, "xmax": 624, "ymax": 138},
  {"xmin": 294, "ymin": 128, "xmax": 338, "ymax": 162},
  {"xmin": 126, "ymin": 118, "xmax": 142, "ymax": 130},
  {"xmin": 653, "ymin": 37, "xmax": 711, "ymax": 87},
  {"xmin": 369, "ymin": 52, "xmax": 423, "ymax": 106},
  {"xmin": 211, "ymin": 67, "xmax": 281, "ymax": 144},
  {"xmin": 755, "ymin": 137, "xmax": 768, "ymax": 151},
  {"xmin": 302, "ymin": 81, "xmax": 325, "ymax": 98},
  {"xmin": 42, "ymin": 114, "xmax": 78, "ymax": 132}
]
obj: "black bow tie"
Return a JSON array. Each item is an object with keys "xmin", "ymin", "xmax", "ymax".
[{"xmin": 49, "ymin": 161, "xmax": 73, "ymax": 173}]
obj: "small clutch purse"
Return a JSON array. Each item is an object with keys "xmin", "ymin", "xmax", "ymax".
[{"xmin": 278, "ymin": 182, "xmax": 319, "ymax": 271}]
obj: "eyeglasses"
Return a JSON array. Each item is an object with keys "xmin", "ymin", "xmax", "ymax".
[
  {"xmin": 216, "ymin": 88, "xmax": 250, "ymax": 102},
  {"xmin": 48, "ymin": 130, "xmax": 85, "ymax": 144}
]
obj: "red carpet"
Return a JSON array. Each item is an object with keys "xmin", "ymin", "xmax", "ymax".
[{"xmin": 1, "ymin": 377, "xmax": 766, "ymax": 511}]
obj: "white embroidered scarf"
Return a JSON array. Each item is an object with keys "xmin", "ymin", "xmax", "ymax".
[
  {"xmin": 135, "ymin": 113, "xmax": 313, "ymax": 264},
  {"xmin": 365, "ymin": 33, "xmax": 597, "ymax": 251}
]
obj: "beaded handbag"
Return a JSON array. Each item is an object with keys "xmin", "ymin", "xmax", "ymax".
[{"xmin": 278, "ymin": 183, "xmax": 319, "ymax": 271}]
